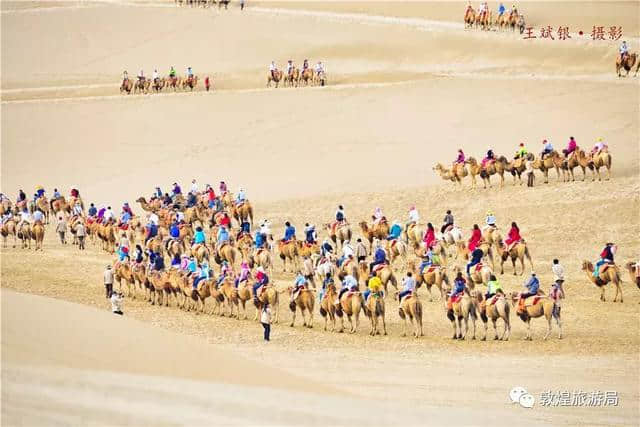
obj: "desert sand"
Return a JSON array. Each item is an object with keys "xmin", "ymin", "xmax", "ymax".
[{"xmin": 1, "ymin": 0, "xmax": 639, "ymax": 425}]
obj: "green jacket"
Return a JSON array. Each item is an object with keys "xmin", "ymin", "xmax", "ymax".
[{"xmin": 487, "ymin": 279, "xmax": 502, "ymax": 295}]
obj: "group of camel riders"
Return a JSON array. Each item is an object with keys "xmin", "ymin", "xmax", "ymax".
[
  {"xmin": 452, "ymin": 136, "xmax": 609, "ymax": 169},
  {"xmin": 123, "ymin": 66, "xmax": 194, "ymax": 85},
  {"xmin": 467, "ymin": 2, "xmax": 517, "ymax": 18},
  {"xmin": 0, "ymin": 187, "xmax": 83, "ymax": 228},
  {"xmin": 270, "ymin": 59, "xmax": 325, "ymax": 79}
]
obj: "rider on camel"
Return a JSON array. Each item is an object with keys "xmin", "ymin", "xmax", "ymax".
[
  {"xmin": 541, "ymin": 139, "xmax": 553, "ymax": 159},
  {"xmin": 282, "ymin": 221, "xmax": 296, "ymax": 242},
  {"xmin": 423, "ymin": 223, "xmax": 436, "ymax": 249},
  {"xmin": 594, "ymin": 243, "xmax": 616, "ymax": 278},
  {"xmin": 563, "ymin": 136, "xmax": 577, "ymax": 158},
  {"xmin": 468, "ymin": 224, "xmax": 482, "ymax": 251},
  {"xmin": 481, "ymin": 149, "xmax": 495, "ymax": 169},
  {"xmin": 454, "ymin": 149, "xmax": 465, "ymax": 166},
  {"xmin": 514, "ymin": 142, "xmax": 528, "ymax": 160},
  {"xmin": 504, "ymin": 222, "xmax": 522, "ymax": 251},
  {"xmin": 387, "ymin": 220, "xmax": 402, "ymax": 241}
]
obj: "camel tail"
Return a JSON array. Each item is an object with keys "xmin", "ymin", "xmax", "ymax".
[{"xmin": 415, "ymin": 301, "xmax": 422, "ymax": 320}]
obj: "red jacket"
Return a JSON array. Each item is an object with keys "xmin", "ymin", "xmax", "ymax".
[
  {"xmin": 468, "ymin": 229, "xmax": 481, "ymax": 251},
  {"xmin": 505, "ymin": 227, "xmax": 521, "ymax": 245},
  {"xmin": 208, "ymin": 188, "xmax": 216, "ymax": 201},
  {"xmin": 220, "ymin": 216, "xmax": 231, "ymax": 228},
  {"xmin": 423, "ymin": 229, "xmax": 435, "ymax": 248}
]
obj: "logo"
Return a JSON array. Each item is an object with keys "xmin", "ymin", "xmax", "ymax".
[{"xmin": 510, "ymin": 386, "xmax": 535, "ymax": 408}]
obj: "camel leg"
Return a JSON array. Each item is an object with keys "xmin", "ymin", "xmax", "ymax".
[
  {"xmin": 543, "ymin": 313, "xmax": 552, "ymax": 340},
  {"xmin": 511, "ymin": 257, "xmax": 517, "ymax": 275},
  {"xmin": 525, "ymin": 319, "xmax": 532, "ymax": 340},
  {"xmin": 600, "ymin": 286, "xmax": 606, "ymax": 302},
  {"xmin": 451, "ymin": 320, "xmax": 457, "ymax": 339},
  {"xmin": 290, "ymin": 307, "xmax": 296, "ymax": 327},
  {"xmin": 402, "ymin": 315, "xmax": 408, "ymax": 337},
  {"xmin": 492, "ymin": 319, "xmax": 499, "ymax": 340},
  {"xmin": 554, "ymin": 308, "xmax": 563, "ymax": 339}
]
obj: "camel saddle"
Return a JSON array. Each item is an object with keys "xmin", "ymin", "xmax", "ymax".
[
  {"xmin": 373, "ymin": 263, "xmax": 388, "ymax": 273},
  {"xmin": 390, "ymin": 239, "xmax": 399, "ymax": 248},
  {"xmin": 442, "ymin": 224, "xmax": 453, "ymax": 233},
  {"xmin": 400, "ymin": 291, "xmax": 413, "ymax": 303},
  {"xmin": 423, "ymin": 265, "xmax": 439, "ymax": 274},
  {"xmin": 119, "ymin": 223, "xmax": 129, "ymax": 231},
  {"xmin": 192, "ymin": 243, "xmax": 204, "ymax": 252},
  {"xmin": 446, "ymin": 293, "xmax": 462, "ymax": 310},
  {"xmin": 474, "ymin": 262, "xmax": 484, "ymax": 272},
  {"xmin": 518, "ymin": 295, "xmax": 543, "ymax": 313}
]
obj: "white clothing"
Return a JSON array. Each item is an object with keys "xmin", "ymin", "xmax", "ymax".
[
  {"xmin": 73, "ymin": 205, "xmax": 83, "ymax": 216},
  {"xmin": 149, "ymin": 213, "xmax": 159, "ymax": 226},
  {"xmin": 20, "ymin": 212, "xmax": 32, "ymax": 222},
  {"xmin": 408, "ymin": 208, "xmax": 419, "ymax": 223},
  {"xmin": 33, "ymin": 211, "xmax": 44, "ymax": 222},
  {"xmin": 260, "ymin": 307, "xmax": 272, "ymax": 324},
  {"xmin": 110, "ymin": 293, "xmax": 123, "ymax": 313},
  {"xmin": 2, "ymin": 213, "xmax": 12, "ymax": 224},
  {"xmin": 176, "ymin": 211, "xmax": 185, "ymax": 222},
  {"xmin": 525, "ymin": 160, "xmax": 534, "ymax": 173},
  {"xmin": 138, "ymin": 70, "xmax": 144, "ymax": 78},
  {"xmin": 552, "ymin": 263, "xmax": 565, "ymax": 281},
  {"xmin": 543, "ymin": 141, "xmax": 553, "ymax": 151},
  {"xmin": 104, "ymin": 209, "xmax": 115, "ymax": 221},
  {"xmin": 187, "ymin": 68, "xmax": 193, "ymax": 76},
  {"xmin": 269, "ymin": 63, "xmax": 276, "ymax": 72},
  {"xmin": 191, "ymin": 182, "xmax": 198, "ymax": 193},
  {"xmin": 342, "ymin": 244, "xmax": 354, "ymax": 258},
  {"xmin": 315, "ymin": 63, "xmax": 324, "ymax": 73},
  {"xmin": 594, "ymin": 142, "xmax": 605, "ymax": 151},
  {"xmin": 152, "ymin": 71, "xmax": 159, "ymax": 79},
  {"xmin": 620, "ymin": 44, "xmax": 628, "ymax": 54},
  {"xmin": 286, "ymin": 63, "xmax": 293, "ymax": 73},
  {"xmin": 260, "ymin": 224, "xmax": 271, "ymax": 235},
  {"xmin": 485, "ymin": 215, "xmax": 496, "ymax": 226}
]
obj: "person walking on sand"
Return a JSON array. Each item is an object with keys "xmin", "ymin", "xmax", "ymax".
[
  {"xmin": 261, "ymin": 302, "xmax": 272, "ymax": 341},
  {"xmin": 525, "ymin": 157, "xmax": 535, "ymax": 187},
  {"xmin": 104, "ymin": 265, "xmax": 114, "ymax": 299},
  {"xmin": 56, "ymin": 215, "xmax": 67, "ymax": 244},
  {"xmin": 76, "ymin": 220, "xmax": 86, "ymax": 250},
  {"xmin": 111, "ymin": 291, "xmax": 124, "ymax": 316}
]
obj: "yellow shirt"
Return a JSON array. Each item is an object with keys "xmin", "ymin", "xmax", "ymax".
[{"xmin": 368, "ymin": 276, "xmax": 383, "ymax": 293}]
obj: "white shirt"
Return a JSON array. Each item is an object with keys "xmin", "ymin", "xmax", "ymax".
[
  {"xmin": 191, "ymin": 182, "xmax": 198, "ymax": 193},
  {"xmin": 153, "ymin": 71, "xmax": 159, "ymax": 79},
  {"xmin": 342, "ymin": 244, "xmax": 354, "ymax": 258},
  {"xmin": 486, "ymin": 215, "xmax": 496, "ymax": 226},
  {"xmin": 260, "ymin": 307, "xmax": 271, "ymax": 324},
  {"xmin": 408, "ymin": 208, "xmax": 419, "ymax": 222},
  {"xmin": 260, "ymin": 224, "xmax": 271, "ymax": 235},
  {"xmin": 176, "ymin": 212, "xmax": 185, "ymax": 222},
  {"xmin": 315, "ymin": 63, "xmax": 324, "ymax": 73},
  {"xmin": 104, "ymin": 209, "xmax": 114, "ymax": 221},
  {"xmin": 620, "ymin": 44, "xmax": 628, "ymax": 54},
  {"xmin": 33, "ymin": 211, "xmax": 44, "ymax": 222},
  {"xmin": 552, "ymin": 263, "xmax": 565, "ymax": 281},
  {"xmin": 20, "ymin": 212, "xmax": 31, "ymax": 222},
  {"xmin": 110, "ymin": 293, "xmax": 123, "ymax": 313},
  {"xmin": 543, "ymin": 141, "xmax": 553, "ymax": 151},
  {"xmin": 269, "ymin": 63, "xmax": 276, "ymax": 71},
  {"xmin": 286, "ymin": 63, "xmax": 293, "ymax": 72},
  {"xmin": 594, "ymin": 142, "xmax": 605, "ymax": 151},
  {"xmin": 149, "ymin": 213, "xmax": 159, "ymax": 226},
  {"xmin": 73, "ymin": 204, "xmax": 83, "ymax": 215}
]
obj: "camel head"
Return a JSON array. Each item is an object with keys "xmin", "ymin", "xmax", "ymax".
[
  {"xmin": 581, "ymin": 260, "xmax": 593, "ymax": 272},
  {"xmin": 433, "ymin": 163, "xmax": 443, "ymax": 172}
]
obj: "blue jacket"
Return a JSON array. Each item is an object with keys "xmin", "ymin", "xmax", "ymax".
[
  {"xmin": 154, "ymin": 255, "xmax": 165, "ymax": 271},
  {"xmin": 389, "ymin": 224, "xmax": 402, "ymax": 239},
  {"xmin": 194, "ymin": 230, "xmax": 206, "ymax": 244},
  {"xmin": 470, "ymin": 248, "xmax": 484, "ymax": 264},
  {"xmin": 284, "ymin": 225, "xmax": 296, "ymax": 241},
  {"xmin": 255, "ymin": 233, "xmax": 264, "ymax": 247},
  {"xmin": 218, "ymin": 228, "xmax": 229, "ymax": 243},
  {"xmin": 374, "ymin": 248, "xmax": 386, "ymax": 263},
  {"xmin": 498, "ymin": 4, "xmax": 505, "ymax": 14},
  {"xmin": 88, "ymin": 206, "xmax": 97, "ymax": 217},
  {"xmin": 453, "ymin": 277, "xmax": 466, "ymax": 294},
  {"xmin": 525, "ymin": 276, "xmax": 540, "ymax": 294},
  {"xmin": 170, "ymin": 224, "xmax": 180, "ymax": 238},
  {"xmin": 336, "ymin": 211, "xmax": 344, "ymax": 221},
  {"xmin": 305, "ymin": 227, "xmax": 315, "ymax": 243}
]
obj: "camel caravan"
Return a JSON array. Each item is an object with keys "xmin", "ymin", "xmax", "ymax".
[
  {"xmin": 2, "ymin": 181, "xmax": 637, "ymax": 341},
  {"xmin": 463, "ymin": 2, "xmax": 525, "ymax": 34},
  {"xmin": 120, "ymin": 67, "xmax": 206, "ymax": 95},
  {"xmin": 175, "ymin": 0, "xmax": 231, "ymax": 9},
  {"xmin": 434, "ymin": 139, "xmax": 614, "ymax": 190},
  {"xmin": 268, "ymin": 60, "xmax": 327, "ymax": 88}
]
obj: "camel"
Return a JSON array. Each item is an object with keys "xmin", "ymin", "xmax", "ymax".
[
  {"xmin": 131, "ymin": 263, "xmax": 148, "ymax": 300},
  {"xmin": 278, "ymin": 240, "xmax": 299, "ymax": 272},
  {"xmin": 1, "ymin": 219, "xmax": 17, "ymax": 248},
  {"xmin": 398, "ymin": 293, "xmax": 423, "ymax": 337},
  {"xmin": 464, "ymin": 261, "xmax": 494, "ymax": 288},
  {"xmin": 581, "ymin": 261, "xmax": 623, "ymax": 302},
  {"xmin": 299, "ymin": 68, "xmax": 314, "ymax": 86},
  {"xmin": 97, "ymin": 222, "xmax": 116, "ymax": 253},
  {"xmin": 254, "ymin": 285, "xmax": 280, "ymax": 323},
  {"xmin": 406, "ymin": 223, "xmax": 423, "ymax": 249},
  {"xmin": 433, "ymin": 163, "xmax": 468, "ymax": 188},
  {"xmin": 616, "ymin": 52, "xmax": 637, "ymax": 77},
  {"xmin": 359, "ymin": 220, "xmax": 389, "ymax": 252},
  {"xmin": 510, "ymin": 292, "xmax": 562, "ymax": 340},
  {"xmin": 447, "ymin": 292, "xmax": 477, "ymax": 340},
  {"xmin": 563, "ymin": 149, "xmax": 593, "ymax": 181},
  {"xmin": 182, "ymin": 75, "xmax": 198, "ymax": 91},
  {"xmin": 532, "ymin": 151, "xmax": 564, "ymax": 183},
  {"xmin": 386, "ymin": 239, "xmax": 408, "ymax": 270},
  {"xmin": 135, "ymin": 197, "xmax": 160, "ymax": 213},
  {"xmin": 120, "ymin": 78, "xmax": 133, "ymax": 94},
  {"xmin": 288, "ymin": 287, "xmax": 314, "ymax": 328},
  {"xmin": 17, "ymin": 222, "xmax": 32, "ymax": 249},
  {"xmin": 495, "ymin": 237, "xmax": 533, "ymax": 275},
  {"xmin": 32, "ymin": 222, "xmax": 45, "ymax": 251},
  {"xmin": 591, "ymin": 150, "xmax": 612, "ymax": 181},
  {"xmin": 214, "ymin": 243, "xmax": 236, "ymax": 270},
  {"xmin": 284, "ymin": 68, "xmax": 299, "ymax": 87},
  {"xmin": 165, "ymin": 238, "xmax": 183, "ymax": 259},
  {"xmin": 437, "ymin": 225, "xmax": 464, "ymax": 258},
  {"xmin": 314, "ymin": 70, "xmax": 326, "ymax": 86},
  {"xmin": 336, "ymin": 289, "xmax": 363, "ymax": 333},
  {"xmin": 475, "ymin": 9, "xmax": 492, "ymax": 30},
  {"xmin": 168, "ymin": 76, "xmax": 181, "ymax": 91},
  {"xmin": 35, "ymin": 197, "xmax": 50, "ymax": 224},
  {"xmin": 253, "ymin": 248, "xmax": 273, "ymax": 276},
  {"xmin": 466, "ymin": 156, "xmax": 507, "ymax": 189},
  {"xmin": 464, "ymin": 7, "xmax": 475, "ymax": 28},
  {"xmin": 362, "ymin": 262, "xmax": 398, "ymax": 293},
  {"xmin": 114, "ymin": 261, "xmax": 136, "ymax": 298},
  {"xmin": 187, "ymin": 243, "xmax": 208, "ymax": 264},
  {"xmin": 473, "ymin": 291, "xmax": 511, "ymax": 341},
  {"xmin": 326, "ymin": 222, "xmax": 352, "ymax": 248},
  {"xmin": 298, "ymin": 241, "xmax": 320, "ymax": 260},
  {"xmin": 507, "ymin": 8, "xmax": 519, "ymax": 31},
  {"xmin": 192, "ymin": 279, "xmax": 222, "ymax": 315},
  {"xmin": 409, "ymin": 260, "xmax": 449, "ymax": 301},
  {"xmin": 134, "ymin": 78, "xmax": 151, "ymax": 94},
  {"xmin": 231, "ymin": 201, "xmax": 253, "ymax": 226},
  {"xmin": 506, "ymin": 153, "xmax": 533, "ymax": 185},
  {"xmin": 145, "ymin": 271, "xmax": 178, "ymax": 307},
  {"xmin": 364, "ymin": 292, "xmax": 387, "ymax": 336},
  {"xmin": 319, "ymin": 283, "xmax": 338, "ymax": 331},
  {"xmin": 267, "ymin": 70, "xmax": 284, "ymax": 88},
  {"xmin": 50, "ymin": 197, "xmax": 70, "ymax": 216},
  {"xmin": 236, "ymin": 282, "xmax": 253, "ymax": 320},
  {"xmin": 625, "ymin": 261, "xmax": 640, "ymax": 291},
  {"xmin": 152, "ymin": 77, "xmax": 166, "ymax": 92},
  {"xmin": 217, "ymin": 277, "xmax": 240, "ymax": 317}
]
